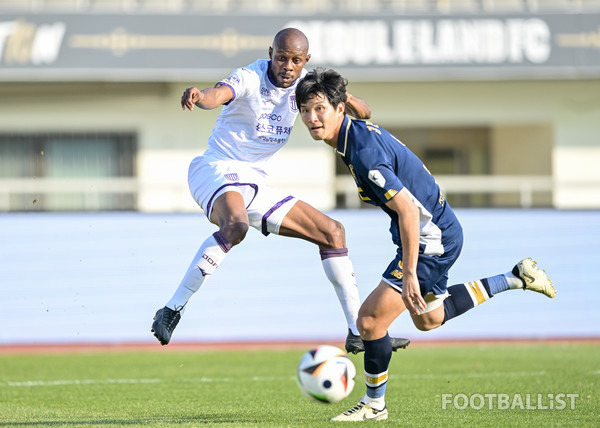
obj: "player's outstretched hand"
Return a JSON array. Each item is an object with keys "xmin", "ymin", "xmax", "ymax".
[{"xmin": 181, "ymin": 87, "xmax": 202, "ymax": 111}]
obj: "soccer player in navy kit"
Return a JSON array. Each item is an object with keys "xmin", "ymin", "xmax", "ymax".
[
  {"xmin": 150, "ymin": 29, "xmax": 410, "ymax": 354},
  {"xmin": 296, "ymin": 68, "xmax": 556, "ymax": 421}
]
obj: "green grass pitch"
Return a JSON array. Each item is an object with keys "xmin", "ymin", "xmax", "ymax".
[{"xmin": 0, "ymin": 342, "xmax": 598, "ymax": 427}]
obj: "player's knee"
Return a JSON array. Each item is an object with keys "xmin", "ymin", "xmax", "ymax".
[
  {"xmin": 221, "ymin": 221, "xmax": 249, "ymax": 246},
  {"xmin": 322, "ymin": 219, "xmax": 346, "ymax": 248},
  {"xmin": 356, "ymin": 313, "xmax": 377, "ymax": 337}
]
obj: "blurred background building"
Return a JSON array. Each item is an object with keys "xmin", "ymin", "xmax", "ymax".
[{"xmin": 1, "ymin": 0, "xmax": 599, "ymax": 212}]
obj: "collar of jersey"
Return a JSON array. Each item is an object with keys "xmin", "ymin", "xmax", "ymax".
[{"xmin": 336, "ymin": 115, "xmax": 352, "ymax": 156}]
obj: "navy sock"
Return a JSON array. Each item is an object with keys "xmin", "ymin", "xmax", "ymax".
[
  {"xmin": 442, "ymin": 283, "xmax": 475, "ymax": 324},
  {"xmin": 443, "ymin": 273, "xmax": 510, "ymax": 324},
  {"xmin": 363, "ymin": 333, "xmax": 392, "ymax": 400}
]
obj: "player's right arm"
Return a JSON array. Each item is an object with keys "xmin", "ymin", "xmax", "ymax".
[
  {"xmin": 385, "ymin": 188, "xmax": 426, "ymax": 316},
  {"xmin": 181, "ymin": 84, "xmax": 234, "ymax": 111}
]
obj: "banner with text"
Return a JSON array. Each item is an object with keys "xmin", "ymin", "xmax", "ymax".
[{"xmin": 0, "ymin": 13, "xmax": 598, "ymax": 81}]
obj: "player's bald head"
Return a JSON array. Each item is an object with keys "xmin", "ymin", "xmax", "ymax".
[
  {"xmin": 272, "ymin": 28, "xmax": 309, "ymax": 54},
  {"xmin": 268, "ymin": 28, "xmax": 311, "ymax": 88}
]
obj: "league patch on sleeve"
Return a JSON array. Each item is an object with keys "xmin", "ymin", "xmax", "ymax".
[{"xmin": 368, "ymin": 170, "xmax": 386, "ymax": 188}]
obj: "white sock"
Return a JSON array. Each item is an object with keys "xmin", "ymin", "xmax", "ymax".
[
  {"xmin": 362, "ymin": 395, "xmax": 386, "ymax": 411},
  {"xmin": 320, "ymin": 249, "xmax": 361, "ymax": 335},
  {"xmin": 504, "ymin": 271, "xmax": 524, "ymax": 289},
  {"xmin": 166, "ymin": 232, "xmax": 232, "ymax": 311}
]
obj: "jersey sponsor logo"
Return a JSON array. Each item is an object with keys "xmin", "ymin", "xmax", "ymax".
[
  {"xmin": 258, "ymin": 135, "xmax": 288, "ymax": 145},
  {"xmin": 260, "ymin": 86, "xmax": 270, "ymax": 97},
  {"xmin": 255, "ymin": 123, "xmax": 292, "ymax": 136},
  {"xmin": 224, "ymin": 173, "xmax": 239, "ymax": 181},
  {"xmin": 289, "ymin": 94, "xmax": 298, "ymax": 113},
  {"xmin": 258, "ymin": 113, "xmax": 282, "ymax": 121},
  {"xmin": 368, "ymin": 169, "xmax": 386, "ymax": 188}
]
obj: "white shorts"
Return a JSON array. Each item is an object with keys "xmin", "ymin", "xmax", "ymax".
[{"xmin": 188, "ymin": 154, "xmax": 298, "ymax": 236}]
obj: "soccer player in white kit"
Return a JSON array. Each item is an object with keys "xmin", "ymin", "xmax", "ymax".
[{"xmin": 150, "ymin": 28, "xmax": 410, "ymax": 353}]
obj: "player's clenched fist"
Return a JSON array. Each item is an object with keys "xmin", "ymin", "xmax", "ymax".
[{"xmin": 181, "ymin": 87, "xmax": 202, "ymax": 111}]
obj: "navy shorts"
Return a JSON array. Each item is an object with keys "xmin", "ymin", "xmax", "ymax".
[{"xmin": 383, "ymin": 234, "xmax": 464, "ymax": 296}]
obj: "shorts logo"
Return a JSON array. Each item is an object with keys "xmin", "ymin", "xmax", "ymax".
[
  {"xmin": 390, "ymin": 260, "xmax": 403, "ymax": 279},
  {"xmin": 289, "ymin": 94, "xmax": 298, "ymax": 113},
  {"xmin": 224, "ymin": 173, "xmax": 239, "ymax": 181}
]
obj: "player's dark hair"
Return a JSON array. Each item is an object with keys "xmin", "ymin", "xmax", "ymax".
[{"xmin": 296, "ymin": 68, "xmax": 347, "ymax": 111}]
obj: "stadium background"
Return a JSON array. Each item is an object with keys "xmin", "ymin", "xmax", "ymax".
[{"xmin": 1, "ymin": 0, "xmax": 599, "ymax": 346}]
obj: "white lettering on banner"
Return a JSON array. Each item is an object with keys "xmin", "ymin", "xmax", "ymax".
[
  {"xmin": 0, "ymin": 20, "xmax": 65, "ymax": 65},
  {"xmin": 31, "ymin": 22, "xmax": 66, "ymax": 65},
  {"xmin": 287, "ymin": 18, "xmax": 550, "ymax": 66},
  {"xmin": 0, "ymin": 22, "xmax": 16, "ymax": 60}
]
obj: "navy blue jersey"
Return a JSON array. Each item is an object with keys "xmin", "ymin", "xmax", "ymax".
[{"xmin": 336, "ymin": 116, "xmax": 462, "ymax": 256}]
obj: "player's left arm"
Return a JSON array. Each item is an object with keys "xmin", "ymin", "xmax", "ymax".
[
  {"xmin": 345, "ymin": 92, "xmax": 372, "ymax": 119},
  {"xmin": 385, "ymin": 188, "xmax": 426, "ymax": 316}
]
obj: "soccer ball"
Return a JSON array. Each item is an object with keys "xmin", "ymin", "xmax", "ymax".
[{"xmin": 296, "ymin": 345, "xmax": 356, "ymax": 403}]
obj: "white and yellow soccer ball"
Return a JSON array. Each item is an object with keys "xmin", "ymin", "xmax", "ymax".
[{"xmin": 296, "ymin": 345, "xmax": 356, "ymax": 403}]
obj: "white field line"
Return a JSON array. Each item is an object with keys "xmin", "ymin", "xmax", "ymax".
[
  {"xmin": 5, "ymin": 378, "xmax": 160, "ymax": 387},
  {"xmin": 2, "ymin": 371, "xmax": 548, "ymax": 387},
  {"xmin": 394, "ymin": 371, "xmax": 548, "ymax": 380}
]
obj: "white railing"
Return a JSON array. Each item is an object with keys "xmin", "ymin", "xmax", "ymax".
[
  {"xmin": 0, "ymin": 174, "xmax": 571, "ymax": 211},
  {"xmin": 0, "ymin": 178, "xmax": 140, "ymax": 211},
  {"xmin": 335, "ymin": 174, "xmax": 554, "ymax": 209},
  {"xmin": 0, "ymin": 177, "xmax": 199, "ymax": 212}
]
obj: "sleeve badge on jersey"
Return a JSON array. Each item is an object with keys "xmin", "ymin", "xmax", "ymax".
[
  {"xmin": 368, "ymin": 170, "xmax": 386, "ymax": 188},
  {"xmin": 223, "ymin": 75, "xmax": 240, "ymax": 87}
]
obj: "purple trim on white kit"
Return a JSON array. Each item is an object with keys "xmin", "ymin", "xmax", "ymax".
[
  {"xmin": 319, "ymin": 248, "xmax": 349, "ymax": 260},
  {"xmin": 206, "ymin": 183, "xmax": 258, "ymax": 220},
  {"xmin": 261, "ymin": 195, "xmax": 294, "ymax": 237},
  {"xmin": 213, "ymin": 231, "xmax": 232, "ymax": 253},
  {"xmin": 217, "ymin": 81, "xmax": 236, "ymax": 105}
]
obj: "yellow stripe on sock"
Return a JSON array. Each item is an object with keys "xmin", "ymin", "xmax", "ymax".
[
  {"xmin": 365, "ymin": 371, "xmax": 388, "ymax": 387},
  {"xmin": 467, "ymin": 281, "xmax": 487, "ymax": 305}
]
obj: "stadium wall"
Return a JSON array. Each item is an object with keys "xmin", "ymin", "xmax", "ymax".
[{"xmin": 1, "ymin": 209, "xmax": 597, "ymax": 346}]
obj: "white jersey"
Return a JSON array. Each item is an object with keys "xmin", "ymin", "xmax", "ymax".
[{"xmin": 204, "ymin": 59, "xmax": 305, "ymax": 168}]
